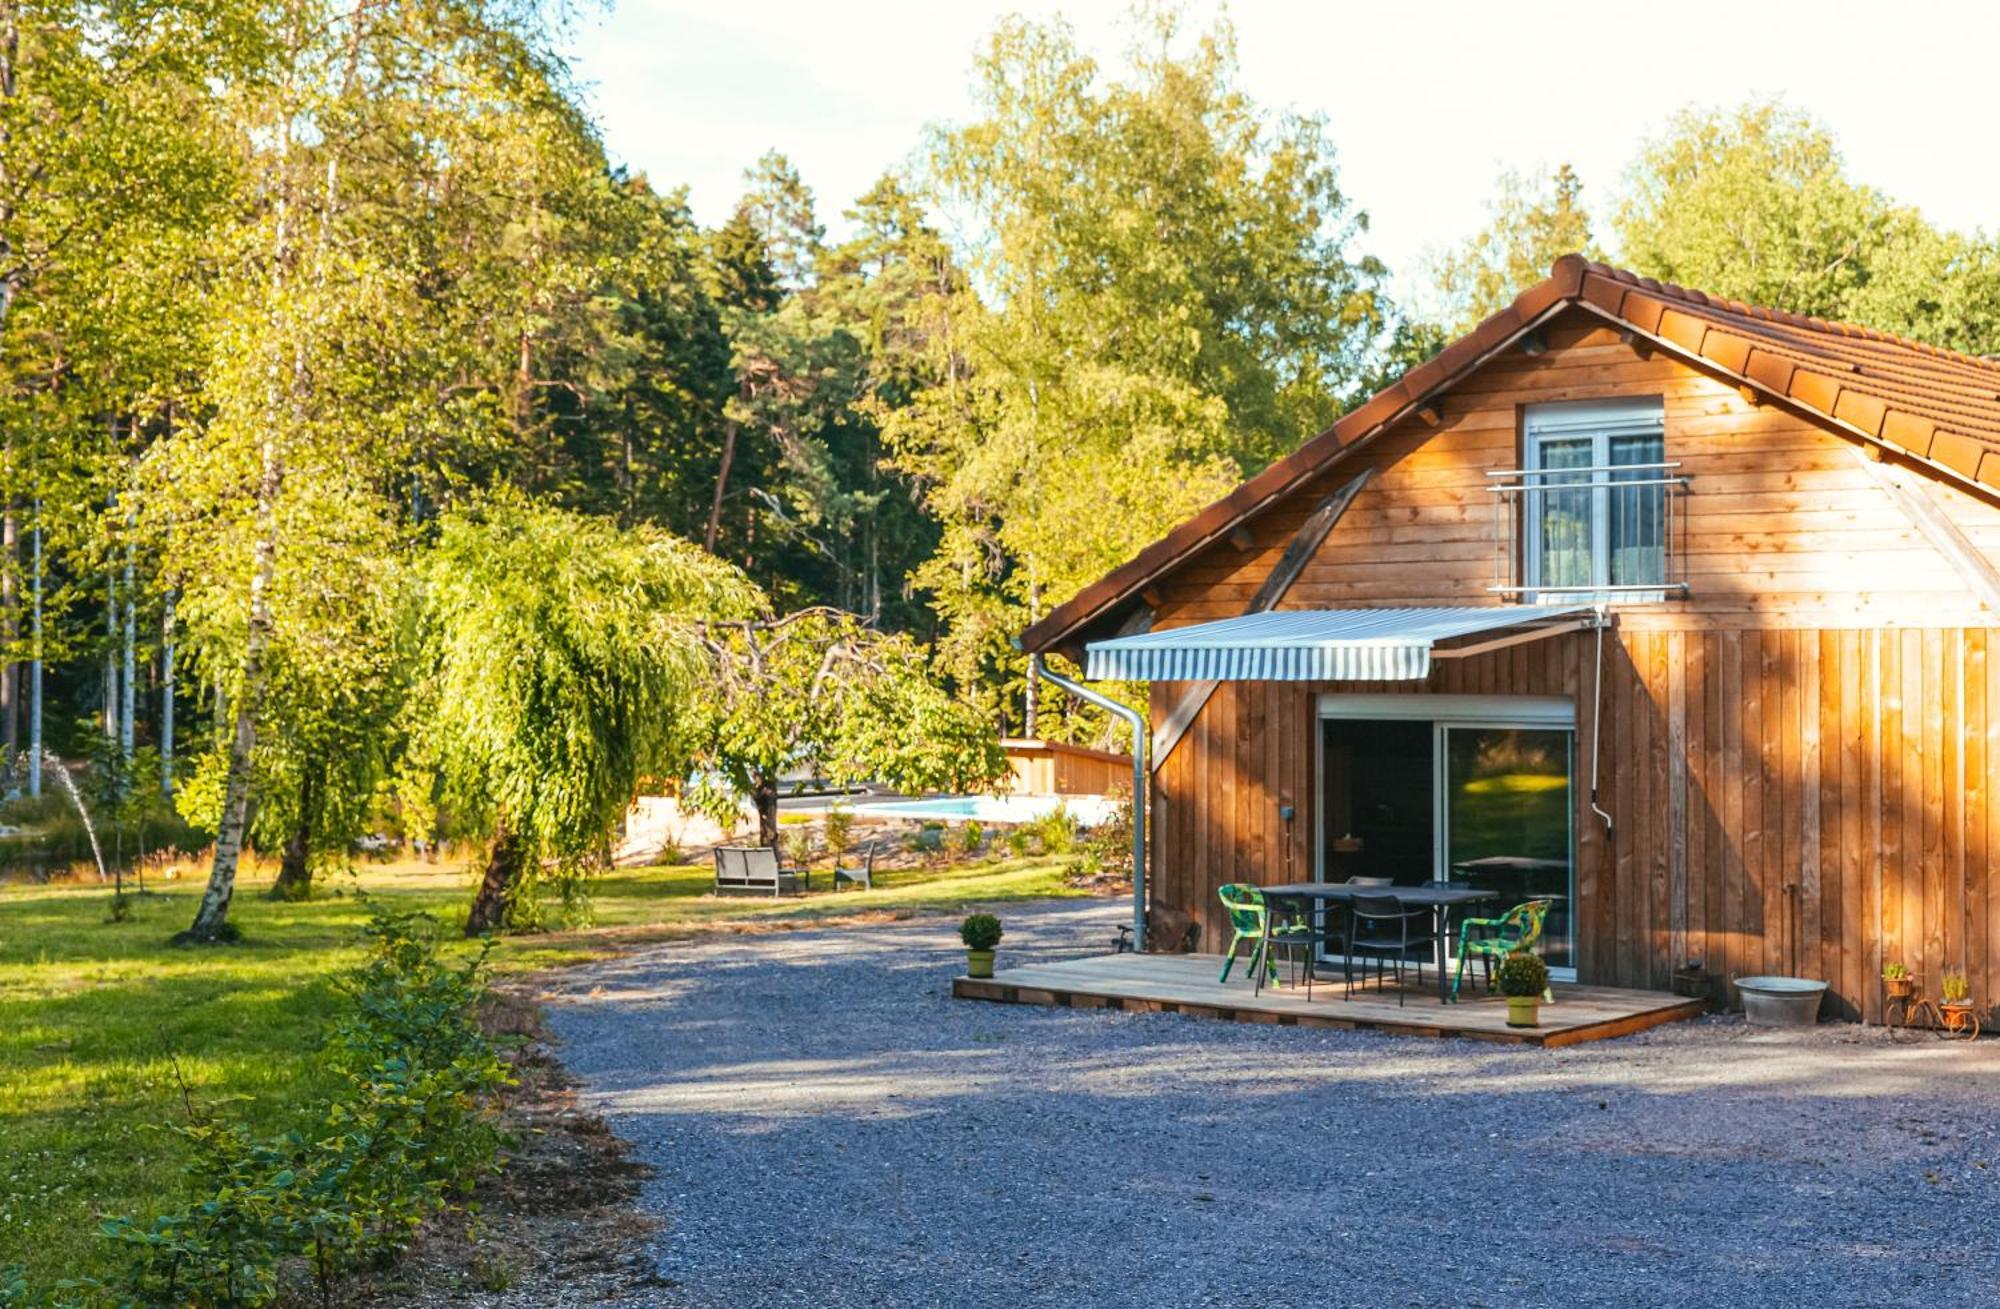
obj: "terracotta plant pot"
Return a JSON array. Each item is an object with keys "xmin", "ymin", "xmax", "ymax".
[
  {"xmin": 1505, "ymin": 996, "xmax": 1540, "ymax": 1028},
  {"xmin": 966, "ymin": 948, "xmax": 996, "ymax": 979}
]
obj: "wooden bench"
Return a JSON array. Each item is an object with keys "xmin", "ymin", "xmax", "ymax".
[{"xmin": 712, "ymin": 846, "xmax": 808, "ymax": 897}]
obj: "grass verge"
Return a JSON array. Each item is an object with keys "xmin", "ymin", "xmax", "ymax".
[{"xmin": 0, "ymin": 855, "xmax": 1083, "ymax": 1283}]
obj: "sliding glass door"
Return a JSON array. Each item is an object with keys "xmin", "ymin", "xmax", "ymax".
[
  {"xmin": 1440, "ymin": 726, "xmax": 1574, "ymax": 969},
  {"xmin": 1317, "ymin": 696, "xmax": 1577, "ymax": 977}
]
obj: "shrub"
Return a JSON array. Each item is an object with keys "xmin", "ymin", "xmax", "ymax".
[
  {"xmin": 1003, "ymin": 828, "xmax": 1030, "ymax": 857},
  {"xmin": 1942, "ymin": 971, "xmax": 1970, "ymax": 1003},
  {"xmin": 1083, "ymin": 785, "xmax": 1133, "ymax": 875},
  {"xmin": 50, "ymin": 905, "xmax": 514, "ymax": 1308},
  {"xmin": 960, "ymin": 913, "xmax": 1003, "ymax": 951},
  {"xmin": 1029, "ymin": 805, "xmax": 1077, "ymax": 855},
  {"xmin": 944, "ymin": 821, "xmax": 981, "ymax": 861},
  {"xmin": 1496, "ymin": 950, "xmax": 1550, "ymax": 998},
  {"xmin": 781, "ymin": 826, "xmax": 814, "ymax": 869},
  {"xmin": 823, "ymin": 806, "xmax": 854, "ymax": 858}
]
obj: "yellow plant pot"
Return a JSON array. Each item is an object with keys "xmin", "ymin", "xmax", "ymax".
[
  {"xmin": 1505, "ymin": 996, "xmax": 1541, "ymax": 1028},
  {"xmin": 966, "ymin": 949, "xmax": 996, "ymax": 979}
]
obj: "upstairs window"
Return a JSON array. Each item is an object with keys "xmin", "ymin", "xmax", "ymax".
[{"xmin": 1521, "ymin": 398, "xmax": 1669, "ymax": 599}]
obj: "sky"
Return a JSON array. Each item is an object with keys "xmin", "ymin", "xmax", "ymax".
[{"xmin": 560, "ymin": 0, "xmax": 2000, "ymax": 298}]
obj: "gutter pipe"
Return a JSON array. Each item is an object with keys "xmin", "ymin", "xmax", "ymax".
[{"xmin": 1028, "ymin": 652, "xmax": 1147, "ymax": 952}]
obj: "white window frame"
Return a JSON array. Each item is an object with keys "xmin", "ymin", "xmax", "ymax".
[{"xmin": 1522, "ymin": 397, "xmax": 1668, "ymax": 602}]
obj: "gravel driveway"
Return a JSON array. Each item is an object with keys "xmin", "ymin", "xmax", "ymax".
[{"xmin": 536, "ymin": 899, "xmax": 2000, "ymax": 1308}]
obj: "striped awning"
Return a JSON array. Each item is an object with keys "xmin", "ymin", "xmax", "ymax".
[{"xmin": 1083, "ymin": 606, "xmax": 1593, "ymax": 682}]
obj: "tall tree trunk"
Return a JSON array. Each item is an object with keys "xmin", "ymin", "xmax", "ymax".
[
  {"xmin": 465, "ymin": 819, "xmax": 525, "ymax": 936},
  {"xmin": 754, "ymin": 774, "xmax": 780, "ymax": 848},
  {"xmin": 120, "ymin": 535, "xmax": 135, "ymax": 763},
  {"xmin": 1024, "ymin": 572, "xmax": 1041, "ymax": 738},
  {"xmin": 159, "ymin": 589, "xmax": 176, "ymax": 796},
  {"xmin": 269, "ymin": 764, "xmax": 316, "ymax": 900},
  {"xmin": 179, "ymin": 442, "xmax": 282, "ymax": 945},
  {"xmin": 1, "ymin": 507, "xmax": 16, "ymax": 771},
  {"xmin": 103, "ymin": 569, "xmax": 118, "ymax": 745},
  {"xmin": 27, "ymin": 505, "xmax": 40, "ymax": 796},
  {"xmin": 704, "ymin": 419, "xmax": 738, "ymax": 553}
]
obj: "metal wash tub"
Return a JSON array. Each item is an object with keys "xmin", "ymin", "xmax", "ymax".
[{"xmin": 1735, "ymin": 976, "xmax": 1829, "ymax": 1026}]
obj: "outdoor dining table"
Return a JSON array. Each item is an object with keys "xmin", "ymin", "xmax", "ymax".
[{"xmin": 1254, "ymin": 882, "xmax": 1501, "ymax": 1004}]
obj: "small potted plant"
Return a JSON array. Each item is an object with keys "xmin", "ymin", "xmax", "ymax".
[
  {"xmin": 1940, "ymin": 971, "xmax": 1974, "ymax": 1018},
  {"xmin": 1496, "ymin": 950, "xmax": 1551, "ymax": 1028},
  {"xmin": 961, "ymin": 913, "xmax": 1003, "ymax": 979},
  {"xmin": 1882, "ymin": 962, "xmax": 1915, "ymax": 1000}
]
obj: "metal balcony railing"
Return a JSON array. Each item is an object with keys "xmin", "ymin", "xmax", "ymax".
[{"xmin": 1484, "ymin": 461, "xmax": 1690, "ymax": 600}]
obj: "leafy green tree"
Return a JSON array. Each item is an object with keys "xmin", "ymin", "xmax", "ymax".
[
  {"xmin": 887, "ymin": 10, "xmax": 1387, "ymax": 730},
  {"xmin": 1615, "ymin": 102, "xmax": 2000, "ymax": 353},
  {"xmin": 1424, "ymin": 164, "xmax": 1598, "ymax": 332},
  {"xmin": 157, "ymin": 0, "xmax": 649, "ymax": 943},
  {"xmin": 410, "ymin": 497, "xmax": 755, "ymax": 935},
  {"xmin": 689, "ymin": 607, "xmax": 1007, "ymax": 846}
]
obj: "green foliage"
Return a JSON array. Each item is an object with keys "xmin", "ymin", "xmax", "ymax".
[
  {"xmin": 1941, "ymin": 972, "xmax": 1970, "ymax": 1003},
  {"xmin": 1615, "ymin": 103, "xmax": 2000, "ymax": 355},
  {"xmin": 2, "ymin": 904, "xmax": 509, "ymax": 1307},
  {"xmin": 1496, "ymin": 950, "xmax": 1550, "ymax": 999},
  {"xmin": 944, "ymin": 821, "xmax": 981, "ymax": 860},
  {"xmin": 889, "ymin": 9, "xmax": 1386, "ymax": 730},
  {"xmin": 411, "ymin": 496, "xmax": 754, "ymax": 921},
  {"xmin": 1025, "ymin": 805, "xmax": 1078, "ymax": 856},
  {"xmin": 822, "ymin": 806, "xmax": 855, "ymax": 858},
  {"xmin": 1882, "ymin": 962, "xmax": 1910, "ymax": 981},
  {"xmin": 689, "ymin": 608, "xmax": 1006, "ymax": 840},
  {"xmin": 959, "ymin": 912, "xmax": 1003, "ymax": 951},
  {"xmin": 1083, "ymin": 786, "xmax": 1134, "ymax": 876},
  {"xmin": 1424, "ymin": 164, "xmax": 1598, "ymax": 331}
]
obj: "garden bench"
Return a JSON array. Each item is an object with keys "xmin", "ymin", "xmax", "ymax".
[
  {"xmin": 712, "ymin": 846, "xmax": 808, "ymax": 896},
  {"xmin": 832, "ymin": 849, "xmax": 875, "ymax": 892}
]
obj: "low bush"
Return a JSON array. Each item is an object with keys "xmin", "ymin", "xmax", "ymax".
[
  {"xmin": 1496, "ymin": 950, "xmax": 1550, "ymax": 998},
  {"xmin": 1026, "ymin": 805, "xmax": 1077, "ymax": 856},
  {"xmin": 960, "ymin": 913, "xmax": 1003, "ymax": 951},
  {"xmin": 2, "ymin": 905, "xmax": 511, "ymax": 1307},
  {"xmin": 822, "ymin": 806, "xmax": 855, "ymax": 859}
]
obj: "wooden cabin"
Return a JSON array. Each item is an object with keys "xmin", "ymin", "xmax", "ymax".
[
  {"xmin": 998, "ymin": 738, "xmax": 1132, "ymax": 798},
  {"xmin": 1021, "ymin": 255, "xmax": 2000, "ymax": 1023}
]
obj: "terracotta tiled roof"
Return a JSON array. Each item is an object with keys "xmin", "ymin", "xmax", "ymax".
[{"xmin": 1020, "ymin": 254, "xmax": 2000, "ymax": 654}]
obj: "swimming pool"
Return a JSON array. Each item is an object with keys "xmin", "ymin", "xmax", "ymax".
[{"xmin": 854, "ymin": 794, "xmax": 1117, "ymax": 826}]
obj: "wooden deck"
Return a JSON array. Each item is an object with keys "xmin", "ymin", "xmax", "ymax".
[{"xmin": 953, "ymin": 952, "xmax": 1706, "ymax": 1048}]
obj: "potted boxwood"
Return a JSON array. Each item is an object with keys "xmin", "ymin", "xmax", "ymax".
[
  {"xmin": 1497, "ymin": 950, "xmax": 1551, "ymax": 1028},
  {"xmin": 961, "ymin": 913, "xmax": 1003, "ymax": 978},
  {"xmin": 1882, "ymin": 962, "xmax": 1915, "ymax": 1000}
]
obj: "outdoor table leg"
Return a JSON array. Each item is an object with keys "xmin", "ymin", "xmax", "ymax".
[
  {"xmin": 1435, "ymin": 904, "xmax": 1451, "ymax": 1003},
  {"xmin": 1253, "ymin": 900, "xmax": 1274, "ymax": 996}
]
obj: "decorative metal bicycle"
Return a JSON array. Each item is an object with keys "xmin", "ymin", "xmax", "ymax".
[{"xmin": 1883, "ymin": 973, "xmax": 1983, "ymax": 1041}]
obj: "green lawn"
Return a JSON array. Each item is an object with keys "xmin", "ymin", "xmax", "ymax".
[{"xmin": 0, "ymin": 855, "xmax": 1083, "ymax": 1283}]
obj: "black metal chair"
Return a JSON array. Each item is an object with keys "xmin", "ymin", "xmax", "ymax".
[
  {"xmin": 1345, "ymin": 893, "xmax": 1438, "ymax": 1006},
  {"xmin": 1256, "ymin": 896, "xmax": 1338, "ymax": 1001}
]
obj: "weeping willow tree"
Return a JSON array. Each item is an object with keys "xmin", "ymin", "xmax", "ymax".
[{"xmin": 411, "ymin": 497, "xmax": 757, "ymax": 935}]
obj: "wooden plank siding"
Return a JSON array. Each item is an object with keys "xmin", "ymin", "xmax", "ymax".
[
  {"xmin": 1152, "ymin": 628, "xmax": 1998, "ymax": 1020},
  {"xmin": 1142, "ymin": 309, "xmax": 2000, "ymax": 1022}
]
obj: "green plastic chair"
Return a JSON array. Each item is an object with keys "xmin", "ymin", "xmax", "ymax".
[
  {"xmin": 1452, "ymin": 898, "xmax": 1555, "ymax": 1002},
  {"xmin": 1217, "ymin": 884, "xmax": 1277, "ymax": 985}
]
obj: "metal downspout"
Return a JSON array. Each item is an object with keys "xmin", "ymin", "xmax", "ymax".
[
  {"xmin": 1588, "ymin": 607, "xmax": 1614, "ymax": 836},
  {"xmin": 1031, "ymin": 655, "xmax": 1147, "ymax": 951}
]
